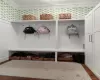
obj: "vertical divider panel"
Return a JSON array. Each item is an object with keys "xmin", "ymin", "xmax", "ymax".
[
  {"xmin": 92, "ymin": 10, "xmax": 95, "ymax": 72},
  {"xmin": 55, "ymin": 51, "xmax": 58, "ymax": 62},
  {"xmin": 55, "ymin": 20, "xmax": 58, "ymax": 62},
  {"xmin": 56, "ymin": 20, "xmax": 59, "ymax": 49}
]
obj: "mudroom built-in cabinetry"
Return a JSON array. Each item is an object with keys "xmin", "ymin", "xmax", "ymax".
[
  {"xmin": 85, "ymin": 11, "xmax": 94, "ymax": 70},
  {"xmin": 9, "ymin": 19, "xmax": 85, "ymax": 62},
  {"xmin": 85, "ymin": 3, "xmax": 100, "ymax": 78},
  {"xmin": 94, "ymin": 5, "xmax": 100, "ymax": 76}
]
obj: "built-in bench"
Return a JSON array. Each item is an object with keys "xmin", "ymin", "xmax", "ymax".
[{"xmin": 9, "ymin": 51, "xmax": 85, "ymax": 64}]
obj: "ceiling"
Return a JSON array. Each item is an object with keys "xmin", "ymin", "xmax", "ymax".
[{"xmin": 12, "ymin": 0, "xmax": 100, "ymax": 7}]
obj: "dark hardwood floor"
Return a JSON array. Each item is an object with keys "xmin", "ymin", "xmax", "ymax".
[
  {"xmin": 82, "ymin": 64, "xmax": 99, "ymax": 80},
  {"xmin": 0, "ymin": 76, "xmax": 52, "ymax": 80},
  {"xmin": 0, "ymin": 60, "xmax": 99, "ymax": 80}
]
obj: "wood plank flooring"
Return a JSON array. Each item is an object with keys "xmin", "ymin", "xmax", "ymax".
[
  {"xmin": 0, "ymin": 76, "xmax": 52, "ymax": 80},
  {"xmin": 82, "ymin": 64, "xmax": 99, "ymax": 80}
]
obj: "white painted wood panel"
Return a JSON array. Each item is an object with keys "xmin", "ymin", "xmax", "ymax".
[
  {"xmin": 94, "ymin": 32, "xmax": 100, "ymax": 76},
  {"xmin": 85, "ymin": 11, "xmax": 94, "ymax": 71},
  {"xmin": 11, "ymin": 20, "xmax": 84, "ymax": 52},
  {"xmin": 85, "ymin": 33, "xmax": 94, "ymax": 70},
  {"xmin": 58, "ymin": 21, "xmax": 84, "ymax": 50},
  {"xmin": 94, "ymin": 6, "xmax": 100, "ymax": 32},
  {"xmin": 85, "ymin": 12, "xmax": 93, "ymax": 34},
  {"xmin": 11, "ymin": 21, "xmax": 56, "ymax": 49}
]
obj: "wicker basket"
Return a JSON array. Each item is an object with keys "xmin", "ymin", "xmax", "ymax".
[
  {"xmin": 22, "ymin": 15, "xmax": 36, "ymax": 20},
  {"xmin": 32, "ymin": 57, "xmax": 43, "ymax": 61},
  {"xmin": 40, "ymin": 14, "xmax": 53, "ymax": 20},
  {"xmin": 43, "ymin": 58, "xmax": 55, "ymax": 61},
  {"xmin": 59, "ymin": 13, "xmax": 71, "ymax": 19}
]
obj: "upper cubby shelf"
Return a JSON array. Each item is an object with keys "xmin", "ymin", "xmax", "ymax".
[
  {"xmin": 58, "ymin": 19, "xmax": 84, "ymax": 22},
  {"xmin": 11, "ymin": 19, "xmax": 84, "ymax": 23},
  {"xmin": 11, "ymin": 20, "xmax": 56, "ymax": 23}
]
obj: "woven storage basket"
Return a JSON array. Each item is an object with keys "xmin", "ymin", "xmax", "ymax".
[
  {"xmin": 40, "ymin": 14, "xmax": 53, "ymax": 20},
  {"xmin": 22, "ymin": 15, "xmax": 36, "ymax": 20},
  {"xmin": 32, "ymin": 57, "xmax": 43, "ymax": 61},
  {"xmin": 59, "ymin": 13, "xmax": 71, "ymax": 19},
  {"xmin": 9, "ymin": 56, "xmax": 20, "ymax": 60}
]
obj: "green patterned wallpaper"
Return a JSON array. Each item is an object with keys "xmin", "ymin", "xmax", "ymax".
[
  {"xmin": 18, "ymin": 7, "xmax": 93, "ymax": 20},
  {"xmin": 0, "ymin": 0, "xmax": 93, "ymax": 21},
  {"xmin": 0, "ymin": 0, "xmax": 19, "ymax": 21}
]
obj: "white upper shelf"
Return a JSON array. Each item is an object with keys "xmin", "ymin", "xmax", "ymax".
[
  {"xmin": 8, "ymin": 48, "xmax": 84, "ymax": 52},
  {"xmin": 11, "ymin": 20, "xmax": 56, "ymax": 23},
  {"xmin": 11, "ymin": 19, "xmax": 84, "ymax": 23},
  {"xmin": 8, "ymin": 48, "xmax": 56, "ymax": 52}
]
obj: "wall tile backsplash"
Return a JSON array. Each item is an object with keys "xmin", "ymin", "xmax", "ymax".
[{"xmin": 0, "ymin": 0, "xmax": 94, "ymax": 21}]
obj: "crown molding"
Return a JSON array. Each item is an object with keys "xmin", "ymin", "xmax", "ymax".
[{"xmin": 17, "ymin": 2, "xmax": 96, "ymax": 9}]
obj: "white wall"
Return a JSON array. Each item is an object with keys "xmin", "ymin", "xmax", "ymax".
[
  {"xmin": 11, "ymin": 20, "xmax": 84, "ymax": 51},
  {"xmin": 0, "ymin": 20, "xmax": 18, "ymax": 62},
  {"xmin": 58, "ymin": 21, "xmax": 84, "ymax": 50},
  {"xmin": 11, "ymin": 21, "xmax": 56, "ymax": 49}
]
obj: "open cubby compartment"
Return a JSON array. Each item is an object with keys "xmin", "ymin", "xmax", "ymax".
[
  {"xmin": 58, "ymin": 20, "xmax": 85, "ymax": 51},
  {"xmin": 9, "ymin": 51, "xmax": 55, "ymax": 61},
  {"xmin": 57, "ymin": 52, "xmax": 73, "ymax": 62},
  {"xmin": 11, "ymin": 21, "xmax": 56, "ymax": 49},
  {"xmin": 57, "ymin": 52, "xmax": 85, "ymax": 64}
]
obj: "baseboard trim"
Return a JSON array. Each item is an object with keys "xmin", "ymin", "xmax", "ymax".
[
  {"xmin": 0, "ymin": 19, "xmax": 10, "ymax": 24},
  {"xmin": 86, "ymin": 64, "xmax": 100, "ymax": 79},
  {"xmin": 93, "ymin": 71, "xmax": 100, "ymax": 79},
  {"xmin": 0, "ymin": 57, "xmax": 10, "ymax": 65}
]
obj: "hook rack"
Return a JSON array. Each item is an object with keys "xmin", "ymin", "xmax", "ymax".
[{"xmin": 67, "ymin": 24, "xmax": 79, "ymax": 39}]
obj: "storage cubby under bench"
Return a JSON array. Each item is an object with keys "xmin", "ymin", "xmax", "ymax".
[{"xmin": 9, "ymin": 49, "xmax": 85, "ymax": 64}]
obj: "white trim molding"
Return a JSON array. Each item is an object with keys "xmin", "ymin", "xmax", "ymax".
[{"xmin": 0, "ymin": 57, "xmax": 9, "ymax": 63}]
